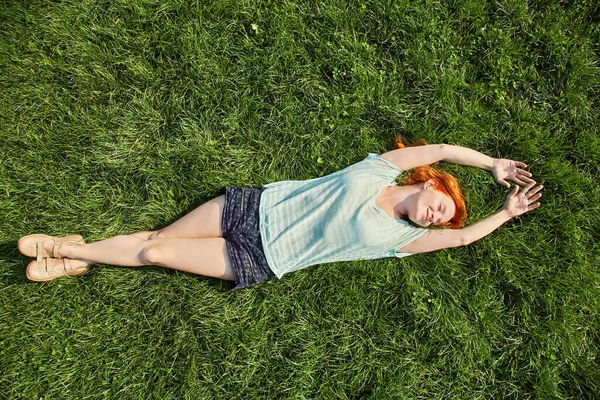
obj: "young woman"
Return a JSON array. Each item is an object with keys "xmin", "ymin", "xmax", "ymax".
[{"xmin": 18, "ymin": 140, "xmax": 542, "ymax": 289}]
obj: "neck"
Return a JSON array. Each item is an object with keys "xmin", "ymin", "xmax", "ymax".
[{"xmin": 384, "ymin": 183, "xmax": 424, "ymax": 218}]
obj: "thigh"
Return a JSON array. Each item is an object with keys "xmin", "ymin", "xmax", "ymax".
[
  {"xmin": 156, "ymin": 195, "xmax": 224, "ymax": 239},
  {"xmin": 148, "ymin": 237, "xmax": 234, "ymax": 280}
]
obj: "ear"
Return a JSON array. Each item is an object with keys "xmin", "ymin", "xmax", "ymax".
[{"xmin": 423, "ymin": 179, "xmax": 438, "ymax": 189}]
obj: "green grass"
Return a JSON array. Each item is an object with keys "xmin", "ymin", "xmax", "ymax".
[{"xmin": 1, "ymin": 0, "xmax": 599, "ymax": 398}]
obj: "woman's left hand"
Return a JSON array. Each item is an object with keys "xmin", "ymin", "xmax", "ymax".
[
  {"xmin": 503, "ymin": 183, "xmax": 543, "ymax": 218},
  {"xmin": 492, "ymin": 158, "xmax": 535, "ymax": 187}
]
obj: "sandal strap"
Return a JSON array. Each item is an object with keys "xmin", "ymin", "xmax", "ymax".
[
  {"xmin": 40, "ymin": 258, "xmax": 50, "ymax": 277},
  {"xmin": 52, "ymin": 242, "xmax": 61, "ymax": 259},
  {"xmin": 44, "ymin": 259, "xmax": 67, "ymax": 276},
  {"xmin": 52, "ymin": 241, "xmax": 74, "ymax": 259},
  {"xmin": 40, "ymin": 258, "xmax": 61, "ymax": 276},
  {"xmin": 63, "ymin": 259, "xmax": 73, "ymax": 273},
  {"xmin": 35, "ymin": 241, "xmax": 44, "ymax": 263}
]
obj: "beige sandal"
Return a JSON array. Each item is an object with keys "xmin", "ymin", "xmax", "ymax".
[
  {"xmin": 18, "ymin": 234, "xmax": 85, "ymax": 262},
  {"xmin": 26, "ymin": 258, "xmax": 89, "ymax": 282}
]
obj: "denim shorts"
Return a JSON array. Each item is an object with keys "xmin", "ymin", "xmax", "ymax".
[{"xmin": 222, "ymin": 186, "xmax": 275, "ymax": 291}]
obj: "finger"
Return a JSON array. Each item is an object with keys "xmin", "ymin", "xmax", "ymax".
[
  {"xmin": 518, "ymin": 173, "xmax": 535, "ymax": 183},
  {"xmin": 515, "ymin": 161, "xmax": 528, "ymax": 168},
  {"xmin": 510, "ymin": 185, "xmax": 519, "ymax": 196},
  {"xmin": 519, "ymin": 183, "xmax": 536, "ymax": 196},
  {"xmin": 528, "ymin": 193, "xmax": 542, "ymax": 203},
  {"xmin": 511, "ymin": 177, "xmax": 531, "ymax": 186},
  {"xmin": 498, "ymin": 179, "xmax": 510, "ymax": 188},
  {"xmin": 517, "ymin": 168, "xmax": 532, "ymax": 177},
  {"xmin": 528, "ymin": 202, "xmax": 541, "ymax": 211},
  {"xmin": 518, "ymin": 176, "xmax": 536, "ymax": 185},
  {"xmin": 526, "ymin": 185, "xmax": 544, "ymax": 198},
  {"xmin": 520, "ymin": 177, "xmax": 535, "ymax": 186}
]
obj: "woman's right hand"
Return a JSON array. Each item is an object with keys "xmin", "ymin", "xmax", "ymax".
[{"xmin": 503, "ymin": 183, "xmax": 543, "ymax": 218}]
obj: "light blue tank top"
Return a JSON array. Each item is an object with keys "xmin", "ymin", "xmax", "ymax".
[{"xmin": 258, "ymin": 153, "xmax": 427, "ymax": 278}]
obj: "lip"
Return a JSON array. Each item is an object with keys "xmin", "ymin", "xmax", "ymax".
[{"xmin": 425, "ymin": 208, "xmax": 429, "ymax": 221}]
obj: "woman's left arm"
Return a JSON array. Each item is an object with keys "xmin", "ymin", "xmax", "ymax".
[
  {"xmin": 380, "ymin": 144, "xmax": 534, "ymax": 187},
  {"xmin": 397, "ymin": 183, "xmax": 543, "ymax": 254}
]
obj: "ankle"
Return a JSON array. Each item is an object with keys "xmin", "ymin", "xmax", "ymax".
[{"xmin": 59, "ymin": 242, "xmax": 82, "ymax": 258}]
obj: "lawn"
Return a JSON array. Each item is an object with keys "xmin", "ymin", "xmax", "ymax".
[{"xmin": 1, "ymin": 0, "xmax": 599, "ymax": 398}]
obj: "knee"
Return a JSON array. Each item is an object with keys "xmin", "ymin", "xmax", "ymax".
[{"xmin": 139, "ymin": 242, "xmax": 163, "ymax": 266}]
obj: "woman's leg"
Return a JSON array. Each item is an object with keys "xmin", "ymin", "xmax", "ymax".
[
  {"xmin": 148, "ymin": 195, "xmax": 225, "ymax": 239},
  {"xmin": 36, "ymin": 194, "xmax": 233, "ymax": 280},
  {"xmin": 54, "ymin": 236, "xmax": 234, "ymax": 280}
]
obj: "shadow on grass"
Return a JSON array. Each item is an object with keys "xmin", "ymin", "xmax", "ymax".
[
  {"xmin": 2, "ymin": 240, "xmax": 31, "ymax": 284},
  {"xmin": 97, "ymin": 264, "xmax": 234, "ymax": 291}
]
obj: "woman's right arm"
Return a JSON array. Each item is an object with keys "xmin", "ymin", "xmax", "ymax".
[{"xmin": 397, "ymin": 184, "xmax": 543, "ymax": 254}]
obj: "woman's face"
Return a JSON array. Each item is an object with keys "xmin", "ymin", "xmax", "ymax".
[{"xmin": 409, "ymin": 180, "xmax": 456, "ymax": 227}]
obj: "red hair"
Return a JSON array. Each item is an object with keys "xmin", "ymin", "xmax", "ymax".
[{"xmin": 392, "ymin": 137, "xmax": 467, "ymax": 228}]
